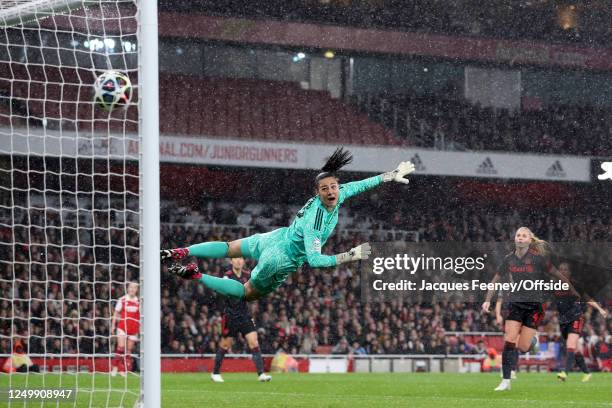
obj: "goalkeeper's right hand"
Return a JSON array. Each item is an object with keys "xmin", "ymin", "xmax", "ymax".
[
  {"xmin": 160, "ymin": 248, "xmax": 189, "ymax": 262},
  {"xmin": 336, "ymin": 242, "xmax": 371, "ymax": 264}
]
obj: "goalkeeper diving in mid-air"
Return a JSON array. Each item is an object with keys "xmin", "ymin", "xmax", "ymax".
[{"xmin": 161, "ymin": 147, "xmax": 415, "ymax": 301}]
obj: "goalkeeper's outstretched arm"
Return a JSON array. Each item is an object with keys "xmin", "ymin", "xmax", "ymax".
[
  {"xmin": 340, "ymin": 161, "xmax": 416, "ymax": 202},
  {"xmin": 304, "ymin": 227, "xmax": 371, "ymax": 268}
]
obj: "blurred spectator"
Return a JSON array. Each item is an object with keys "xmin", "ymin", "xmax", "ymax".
[
  {"xmin": 594, "ymin": 334, "xmax": 612, "ymax": 372},
  {"xmin": 160, "ymin": 0, "xmax": 612, "ymax": 46},
  {"xmin": 473, "ymin": 339, "xmax": 487, "ymax": 355},
  {"xmin": 481, "ymin": 348, "xmax": 501, "ymax": 372},
  {"xmin": 2, "ymin": 341, "xmax": 40, "ymax": 373},
  {"xmin": 357, "ymin": 92, "xmax": 612, "ymax": 156},
  {"xmin": 332, "ymin": 337, "xmax": 350, "ymax": 354}
]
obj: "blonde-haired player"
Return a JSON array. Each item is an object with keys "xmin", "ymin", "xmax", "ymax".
[
  {"xmin": 111, "ymin": 282, "xmax": 140, "ymax": 376},
  {"xmin": 482, "ymin": 227, "xmax": 572, "ymax": 391}
]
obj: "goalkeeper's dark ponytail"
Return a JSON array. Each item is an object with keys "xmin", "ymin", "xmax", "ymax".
[
  {"xmin": 321, "ymin": 147, "xmax": 353, "ymax": 173},
  {"xmin": 315, "ymin": 147, "xmax": 353, "ymax": 185}
]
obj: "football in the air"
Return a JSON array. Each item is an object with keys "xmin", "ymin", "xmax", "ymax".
[{"xmin": 94, "ymin": 71, "xmax": 132, "ymax": 111}]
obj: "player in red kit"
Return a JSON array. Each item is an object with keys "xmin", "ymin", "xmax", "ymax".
[{"xmin": 111, "ymin": 282, "xmax": 140, "ymax": 377}]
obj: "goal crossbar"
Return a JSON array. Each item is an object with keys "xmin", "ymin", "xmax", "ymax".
[{"xmin": 0, "ymin": 0, "xmax": 84, "ymax": 27}]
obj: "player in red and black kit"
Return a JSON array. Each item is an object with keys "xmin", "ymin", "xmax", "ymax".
[
  {"xmin": 482, "ymin": 227, "xmax": 572, "ymax": 391},
  {"xmin": 211, "ymin": 257, "xmax": 271, "ymax": 383},
  {"xmin": 555, "ymin": 261, "xmax": 607, "ymax": 383},
  {"xmin": 495, "ymin": 292, "xmax": 519, "ymax": 379}
]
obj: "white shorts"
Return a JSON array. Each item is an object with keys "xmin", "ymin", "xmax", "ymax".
[{"xmin": 117, "ymin": 328, "xmax": 139, "ymax": 342}]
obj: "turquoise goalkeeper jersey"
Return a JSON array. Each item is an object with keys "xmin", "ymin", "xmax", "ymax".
[{"xmin": 283, "ymin": 175, "xmax": 382, "ymax": 268}]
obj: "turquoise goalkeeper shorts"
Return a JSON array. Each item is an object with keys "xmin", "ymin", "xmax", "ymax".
[{"xmin": 240, "ymin": 231, "xmax": 298, "ymax": 295}]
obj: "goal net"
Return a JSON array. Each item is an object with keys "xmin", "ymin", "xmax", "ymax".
[{"xmin": 0, "ymin": 0, "xmax": 149, "ymax": 406}]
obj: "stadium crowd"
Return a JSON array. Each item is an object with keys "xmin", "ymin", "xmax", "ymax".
[
  {"xmin": 357, "ymin": 92, "xmax": 612, "ymax": 156},
  {"xmin": 158, "ymin": 198, "xmax": 611, "ymax": 366},
  {"xmin": 0, "ymin": 193, "xmax": 139, "ymax": 357},
  {"xmin": 160, "ymin": 0, "xmax": 612, "ymax": 46},
  {"xmin": 1, "ymin": 197, "xmax": 611, "ymax": 370}
]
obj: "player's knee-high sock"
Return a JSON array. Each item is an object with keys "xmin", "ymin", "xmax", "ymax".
[
  {"xmin": 125, "ymin": 352, "xmax": 133, "ymax": 372},
  {"xmin": 565, "ymin": 348, "xmax": 575, "ymax": 373},
  {"xmin": 575, "ymin": 352, "xmax": 589, "ymax": 373},
  {"xmin": 188, "ymin": 242, "xmax": 229, "ymax": 259},
  {"xmin": 251, "ymin": 346, "xmax": 264, "ymax": 376},
  {"xmin": 200, "ymin": 274, "xmax": 245, "ymax": 299},
  {"xmin": 114, "ymin": 346, "xmax": 125, "ymax": 371},
  {"xmin": 512, "ymin": 349, "xmax": 519, "ymax": 371},
  {"xmin": 502, "ymin": 342, "xmax": 515, "ymax": 380},
  {"xmin": 213, "ymin": 347, "xmax": 227, "ymax": 375}
]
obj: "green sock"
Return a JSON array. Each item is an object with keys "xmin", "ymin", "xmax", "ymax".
[
  {"xmin": 188, "ymin": 242, "xmax": 229, "ymax": 259},
  {"xmin": 200, "ymin": 274, "xmax": 245, "ymax": 299}
]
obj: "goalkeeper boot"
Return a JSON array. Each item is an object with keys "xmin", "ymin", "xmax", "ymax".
[
  {"xmin": 258, "ymin": 373, "xmax": 272, "ymax": 382},
  {"xmin": 160, "ymin": 248, "xmax": 189, "ymax": 262},
  {"xmin": 581, "ymin": 373, "xmax": 592, "ymax": 383},
  {"xmin": 168, "ymin": 263, "xmax": 202, "ymax": 280},
  {"xmin": 557, "ymin": 371, "xmax": 567, "ymax": 382}
]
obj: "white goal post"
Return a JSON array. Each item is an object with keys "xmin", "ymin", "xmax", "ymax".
[
  {"xmin": 0, "ymin": 0, "xmax": 159, "ymax": 407},
  {"xmin": 139, "ymin": 0, "xmax": 160, "ymax": 407}
]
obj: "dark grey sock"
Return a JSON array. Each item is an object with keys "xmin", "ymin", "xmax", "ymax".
[
  {"xmin": 565, "ymin": 349, "xmax": 575, "ymax": 373},
  {"xmin": 213, "ymin": 348, "xmax": 227, "ymax": 375},
  {"xmin": 575, "ymin": 353, "xmax": 589, "ymax": 374},
  {"xmin": 502, "ymin": 342, "xmax": 515, "ymax": 380},
  {"xmin": 512, "ymin": 349, "xmax": 519, "ymax": 371},
  {"xmin": 251, "ymin": 347, "xmax": 264, "ymax": 376}
]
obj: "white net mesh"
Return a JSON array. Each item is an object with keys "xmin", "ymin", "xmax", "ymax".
[{"xmin": 0, "ymin": 1, "xmax": 140, "ymax": 406}]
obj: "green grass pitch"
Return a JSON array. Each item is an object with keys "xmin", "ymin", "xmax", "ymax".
[{"xmin": 0, "ymin": 372, "xmax": 610, "ymax": 407}]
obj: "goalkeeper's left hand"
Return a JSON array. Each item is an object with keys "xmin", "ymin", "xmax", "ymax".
[
  {"xmin": 382, "ymin": 161, "xmax": 415, "ymax": 184},
  {"xmin": 336, "ymin": 242, "xmax": 372, "ymax": 264},
  {"xmin": 168, "ymin": 263, "xmax": 202, "ymax": 280}
]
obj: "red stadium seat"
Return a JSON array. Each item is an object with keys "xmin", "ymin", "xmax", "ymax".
[
  {"xmin": 315, "ymin": 346, "xmax": 333, "ymax": 355},
  {"xmin": 0, "ymin": 70, "xmax": 404, "ymax": 145}
]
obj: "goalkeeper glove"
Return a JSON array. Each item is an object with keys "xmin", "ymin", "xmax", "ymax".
[
  {"xmin": 336, "ymin": 242, "xmax": 371, "ymax": 264},
  {"xmin": 168, "ymin": 263, "xmax": 202, "ymax": 280},
  {"xmin": 160, "ymin": 248, "xmax": 189, "ymax": 262},
  {"xmin": 382, "ymin": 161, "xmax": 415, "ymax": 184}
]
